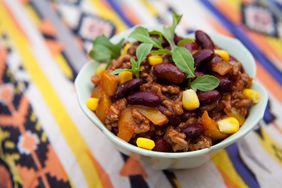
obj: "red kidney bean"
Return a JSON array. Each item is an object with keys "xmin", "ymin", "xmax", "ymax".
[
  {"xmin": 193, "ymin": 49, "xmax": 214, "ymax": 67},
  {"xmin": 184, "ymin": 42, "xmax": 199, "ymax": 53},
  {"xmin": 182, "ymin": 123, "xmax": 203, "ymax": 138},
  {"xmin": 218, "ymin": 79, "xmax": 232, "ymax": 92},
  {"xmin": 181, "ymin": 111, "xmax": 197, "ymax": 121},
  {"xmin": 112, "ymin": 79, "xmax": 142, "ymax": 100},
  {"xmin": 153, "ymin": 63, "xmax": 186, "ymax": 84},
  {"xmin": 195, "ymin": 30, "xmax": 215, "ymax": 50},
  {"xmin": 127, "ymin": 91, "xmax": 161, "ymax": 107},
  {"xmin": 197, "ymin": 90, "xmax": 220, "ymax": 104},
  {"xmin": 154, "ymin": 139, "xmax": 171, "ymax": 152}
]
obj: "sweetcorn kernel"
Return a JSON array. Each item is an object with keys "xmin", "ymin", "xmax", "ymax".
[
  {"xmin": 182, "ymin": 89, "xmax": 200, "ymax": 110},
  {"xmin": 122, "ymin": 43, "xmax": 132, "ymax": 55},
  {"xmin": 136, "ymin": 137, "xmax": 155, "ymax": 150},
  {"xmin": 95, "ymin": 63, "xmax": 107, "ymax": 76},
  {"xmin": 243, "ymin": 89, "xmax": 261, "ymax": 104},
  {"xmin": 214, "ymin": 49, "xmax": 230, "ymax": 62},
  {"xmin": 86, "ymin": 98, "xmax": 99, "ymax": 111},
  {"xmin": 218, "ymin": 117, "xmax": 239, "ymax": 134},
  {"xmin": 148, "ymin": 55, "xmax": 163, "ymax": 65},
  {"xmin": 119, "ymin": 71, "xmax": 133, "ymax": 84}
]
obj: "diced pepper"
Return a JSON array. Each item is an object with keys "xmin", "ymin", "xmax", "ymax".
[
  {"xmin": 182, "ymin": 89, "xmax": 200, "ymax": 110},
  {"xmin": 137, "ymin": 106, "xmax": 168, "ymax": 126},
  {"xmin": 136, "ymin": 137, "xmax": 155, "ymax": 150},
  {"xmin": 91, "ymin": 86, "xmax": 104, "ymax": 98},
  {"xmin": 117, "ymin": 108, "xmax": 135, "ymax": 142},
  {"xmin": 122, "ymin": 43, "xmax": 132, "ymax": 55},
  {"xmin": 148, "ymin": 55, "xmax": 163, "ymax": 66},
  {"xmin": 211, "ymin": 61, "xmax": 232, "ymax": 76},
  {"xmin": 217, "ymin": 117, "xmax": 240, "ymax": 134},
  {"xmin": 201, "ymin": 111, "xmax": 228, "ymax": 140},
  {"xmin": 119, "ymin": 71, "xmax": 133, "ymax": 84},
  {"xmin": 95, "ymin": 94, "xmax": 111, "ymax": 123},
  {"xmin": 100, "ymin": 71, "xmax": 118, "ymax": 96},
  {"xmin": 214, "ymin": 49, "xmax": 230, "ymax": 62},
  {"xmin": 86, "ymin": 98, "xmax": 99, "ymax": 111},
  {"xmin": 243, "ymin": 89, "xmax": 261, "ymax": 104},
  {"xmin": 95, "ymin": 63, "xmax": 107, "ymax": 76}
]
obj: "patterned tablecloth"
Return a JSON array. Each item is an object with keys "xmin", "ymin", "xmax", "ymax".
[{"xmin": 0, "ymin": 0, "xmax": 282, "ymax": 188}]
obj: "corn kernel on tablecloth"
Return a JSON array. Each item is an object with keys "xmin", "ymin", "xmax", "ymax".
[{"xmin": 0, "ymin": 0, "xmax": 282, "ymax": 188}]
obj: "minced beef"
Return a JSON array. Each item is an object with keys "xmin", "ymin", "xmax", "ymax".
[
  {"xmin": 164, "ymin": 127, "xmax": 189, "ymax": 152},
  {"xmin": 105, "ymin": 99, "xmax": 127, "ymax": 130},
  {"xmin": 189, "ymin": 136, "xmax": 212, "ymax": 151}
]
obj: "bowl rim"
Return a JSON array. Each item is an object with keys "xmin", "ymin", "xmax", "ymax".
[{"xmin": 75, "ymin": 26, "xmax": 268, "ymax": 158}]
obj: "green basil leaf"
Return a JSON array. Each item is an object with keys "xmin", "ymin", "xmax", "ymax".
[
  {"xmin": 136, "ymin": 43, "xmax": 153, "ymax": 63},
  {"xmin": 177, "ymin": 38, "xmax": 194, "ymax": 46},
  {"xmin": 152, "ymin": 38, "xmax": 162, "ymax": 48},
  {"xmin": 130, "ymin": 58, "xmax": 139, "ymax": 78},
  {"xmin": 129, "ymin": 27, "xmax": 162, "ymax": 48},
  {"xmin": 149, "ymin": 30, "xmax": 164, "ymax": 37},
  {"xmin": 130, "ymin": 57, "xmax": 138, "ymax": 69},
  {"xmin": 149, "ymin": 30, "xmax": 163, "ymax": 43},
  {"xmin": 111, "ymin": 39, "xmax": 124, "ymax": 59},
  {"xmin": 90, "ymin": 35, "xmax": 123, "ymax": 63},
  {"xmin": 172, "ymin": 12, "xmax": 182, "ymax": 32},
  {"xmin": 191, "ymin": 75, "xmax": 220, "ymax": 91},
  {"xmin": 93, "ymin": 35, "xmax": 114, "ymax": 49},
  {"xmin": 89, "ymin": 45, "xmax": 111, "ymax": 62},
  {"xmin": 163, "ymin": 12, "xmax": 183, "ymax": 48},
  {"xmin": 129, "ymin": 26, "xmax": 149, "ymax": 41},
  {"xmin": 151, "ymin": 49, "xmax": 171, "ymax": 55},
  {"xmin": 163, "ymin": 27, "xmax": 174, "ymax": 48},
  {"xmin": 172, "ymin": 46, "xmax": 195, "ymax": 78},
  {"xmin": 111, "ymin": 68, "xmax": 130, "ymax": 75}
]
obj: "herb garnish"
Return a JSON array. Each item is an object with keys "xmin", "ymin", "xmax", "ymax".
[
  {"xmin": 149, "ymin": 30, "xmax": 164, "ymax": 43},
  {"xmin": 191, "ymin": 75, "xmax": 220, "ymax": 91},
  {"xmin": 90, "ymin": 12, "xmax": 220, "ymax": 92},
  {"xmin": 172, "ymin": 46, "xmax": 195, "ymax": 78},
  {"xmin": 151, "ymin": 49, "xmax": 171, "ymax": 55},
  {"xmin": 89, "ymin": 35, "xmax": 123, "ymax": 63},
  {"xmin": 162, "ymin": 12, "xmax": 218, "ymax": 91},
  {"xmin": 129, "ymin": 27, "xmax": 162, "ymax": 49},
  {"xmin": 163, "ymin": 12, "xmax": 195, "ymax": 78},
  {"xmin": 111, "ymin": 43, "xmax": 153, "ymax": 78},
  {"xmin": 163, "ymin": 12, "xmax": 182, "ymax": 48}
]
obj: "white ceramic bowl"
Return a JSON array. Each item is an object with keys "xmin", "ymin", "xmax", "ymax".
[{"xmin": 75, "ymin": 26, "xmax": 268, "ymax": 169}]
